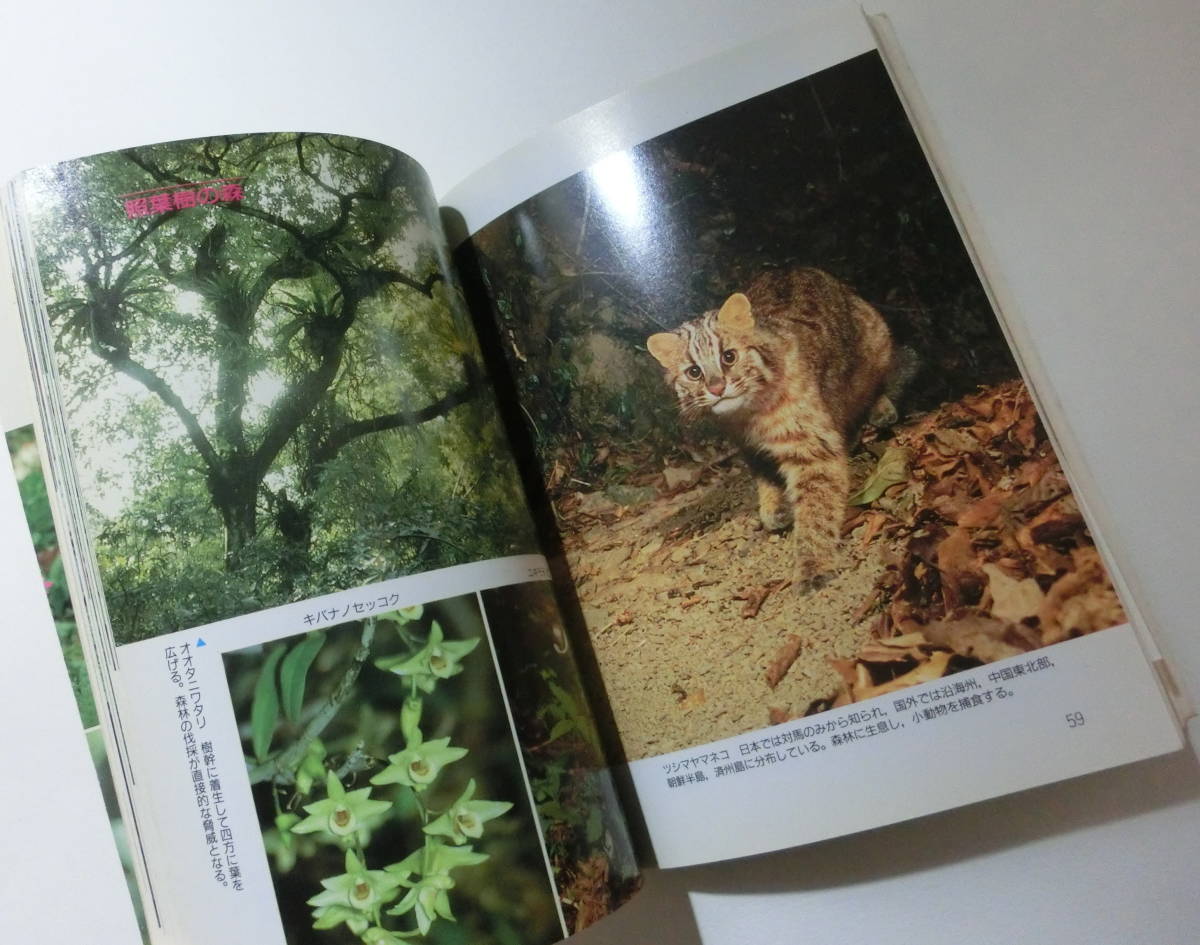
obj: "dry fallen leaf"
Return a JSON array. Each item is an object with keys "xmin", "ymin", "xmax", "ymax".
[
  {"xmin": 1038, "ymin": 547, "xmax": 1126, "ymax": 644},
  {"xmin": 662, "ymin": 462, "xmax": 705, "ymax": 493},
  {"xmin": 857, "ymin": 630, "xmax": 930, "ymax": 663},
  {"xmin": 857, "ymin": 510, "xmax": 890, "ymax": 547},
  {"xmin": 634, "ymin": 536, "xmax": 664, "ymax": 562},
  {"xmin": 829, "ymin": 658, "xmax": 859, "ymax": 689},
  {"xmin": 811, "ymin": 380, "xmax": 1128, "ymax": 714},
  {"xmin": 957, "ymin": 493, "xmax": 1004, "ymax": 528},
  {"xmin": 936, "ymin": 526, "xmax": 979, "ymax": 609},
  {"xmin": 735, "ymin": 580, "xmax": 789, "ymax": 618},
  {"xmin": 567, "ymin": 855, "xmax": 611, "ymax": 932},
  {"xmin": 855, "ymin": 650, "xmax": 953, "ymax": 701},
  {"xmin": 848, "ymin": 445, "xmax": 912, "ymax": 505},
  {"xmin": 1023, "ymin": 494, "xmax": 1083, "ymax": 544},
  {"xmin": 923, "ymin": 614, "xmax": 1027, "ymax": 662},
  {"xmin": 931, "ymin": 427, "xmax": 981, "ymax": 454},
  {"xmin": 765, "ymin": 634, "xmax": 803, "ymax": 688},
  {"xmin": 982, "ymin": 563, "xmax": 1044, "ymax": 623},
  {"xmin": 878, "ymin": 631, "xmax": 930, "ymax": 648}
]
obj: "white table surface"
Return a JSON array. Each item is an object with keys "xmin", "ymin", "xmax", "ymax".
[{"xmin": 2, "ymin": 1, "xmax": 1197, "ymax": 942}]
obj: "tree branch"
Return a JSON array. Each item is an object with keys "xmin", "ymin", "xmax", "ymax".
[
  {"xmin": 246, "ymin": 251, "xmax": 316, "ymax": 314},
  {"xmin": 119, "ymin": 149, "xmax": 192, "ymax": 188},
  {"xmin": 312, "ymin": 356, "xmax": 481, "ymax": 469},
  {"xmin": 94, "ymin": 347, "xmax": 224, "ymax": 479},
  {"xmin": 104, "ymin": 213, "xmax": 176, "ymax": 265},
  {"xmin": 356, "ymin": 265, "xmax": 444, "ymax": 299}
]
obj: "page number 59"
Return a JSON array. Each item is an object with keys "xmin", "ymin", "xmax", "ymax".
[{"xmin": 1066, "ymin": 711, "xmax": 1086, "ymax": 728}]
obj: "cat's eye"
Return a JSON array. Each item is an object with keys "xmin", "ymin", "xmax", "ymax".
[
  {"xmin": 685, "ymin": 365, "xmax": 703, "ymax": 380},
  {"xmin": 721, "ymin": 349, "xmax": 737, "ymax": 365}
]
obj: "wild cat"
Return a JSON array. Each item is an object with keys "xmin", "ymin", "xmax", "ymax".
[{"xmin": 646, "ymin": 267, "xmax": 904, "ymax": 588}]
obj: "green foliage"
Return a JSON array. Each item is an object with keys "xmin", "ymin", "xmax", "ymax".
[
  {"xmin": 281, "ymin": 631, "xmax": 327, "ymax": 722},
  {"xmin": 6, "ymin": 427, "xmax": 97, "ymax": 728},
  {"xmin": 14, "ymin": 455, "xmax": 55, "ymax": 548},
  {"xmin": 472, "ymin": 582, "xmax": 641, "ymax": 928},
  {"xmin": 27, "ymin": 134, "xmax": 537, "ymax": 643},
  {"xmin": 55, "ymin": 620, "xmax": 98, "ymax": 729},
  {"xmin": 527, "ymin": 668, "xmax": 611, "ymax": 867},
  {"xmin": 252, "ymin": 645, "xmax": 287, "ymax": 762},
  {"xmin": 537, "ymin": 668, "xmax": 602, "ymax": 754},
  {"xmin": 229, "ymin": 600, "xmax": 557, "ymax": 944}
]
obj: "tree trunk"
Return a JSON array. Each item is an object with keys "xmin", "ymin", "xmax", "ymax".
[
  {"xmin": 218, "ymin": 476, "xmax": 259, "ymax": 570},
  {"xmin": 274, "ymin": 490, "xmax": 313, "ymax": 593}
]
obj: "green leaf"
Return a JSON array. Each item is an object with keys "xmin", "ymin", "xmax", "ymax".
[
  {"xmin": 251, "ymin": 645, "xmax": 286, "ymax": 762},
  {"xmin": 537, "ymin": 801, "xmax": 569, "ymax": 821},
  {"xmin": 547, "ymin": 718, "xmax": 576, "ymax": 742},
  {"xmin": 586, "ymin": 807, "xmax": 604, "ymax": 844},
  {"xmin": 46, "ymin": 555, "xmax": 71, "ymax": 618},
  {"xmin": 280, "ymin": 631, "xmax": 325, "ymax": 722},
  {"xmin": 547, "ymin": 679, "xmax": 580, "ymax": 717},
  {"xmin": 848, "ymin": 446, "xmax": 911, "ymax": 506}
]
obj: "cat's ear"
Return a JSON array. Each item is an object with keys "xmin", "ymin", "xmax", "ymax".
[
  {"xmin": 646, "ymin": 332, "xmax": 684, "ymax": 367},
  {"xmin": 717, "ymin": 293, "xmax": 754, "ymax": 333}
]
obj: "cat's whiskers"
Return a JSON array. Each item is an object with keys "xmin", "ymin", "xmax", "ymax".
[{"xmin": 646, "ymin": 268, "xmax": 896, "ymax": 592}]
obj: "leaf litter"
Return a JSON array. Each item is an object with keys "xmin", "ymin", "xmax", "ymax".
[{"xmin": 558, "ymin": 379, "xmax": 1126, "ymax": 758}]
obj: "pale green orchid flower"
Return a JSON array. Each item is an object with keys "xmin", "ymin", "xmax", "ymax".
[
  {"xmin": 291, "ymin": 771, "xmax": 389, "ymax": 847},
  {"xmin": 307, "ymin": 850, "xmax": 402, "ymax": 933},
  {"xmin": 370, "ymin": 731, "xmax": 467, "ymax": 792},
  {"xmin": 374, "ymin": 622, "xmax": 479, "ymax": 693},
  {"xmin": 385, "ymin": 839, "xmax": 489, "ymax": 934},
  {"xmin": 361, "ymin": 926, "xmax": 418, "ymax": 945},
  {"xmin": 379, "ymin": 605, "xmax": 424, "ymax": 625},
  {"xmin": 423, "ymin": 779, "xmax": 512, "ymax": 845}
]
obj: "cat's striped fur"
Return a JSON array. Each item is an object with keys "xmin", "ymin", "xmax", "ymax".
[{"xmin": 647, "ymin": 268, "xmax": 898, "ymax": 586}]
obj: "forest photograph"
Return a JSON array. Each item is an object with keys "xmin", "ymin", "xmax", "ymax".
[
  {"xmin": 467, "ymin": 52, "xmax": 1129, "ymax": 761},
  {"xmin": 23, "ymin": 133, "xmax": 535, "ymax": 645},
  {"xmin": 478, "ymin": 582, "xmax": 640, "ymax": 932},
  {"xmin": 223, "ymin": 594, "xmax": 563, "ymax": 945},
  {"xmin": 7, "ymin": 424, "xmax": 95, "ymax": 726}
]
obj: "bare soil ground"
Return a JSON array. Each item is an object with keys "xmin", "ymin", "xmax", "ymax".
[
  {"xmin": 558, "ymin": 380, "xmax": 1126, "ymax": 761},
  {"xmin": 562, "ymin": 463, "xmax": 891, "ymax": 760}
]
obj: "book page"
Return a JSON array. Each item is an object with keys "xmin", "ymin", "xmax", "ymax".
[
  {"xmin": 3, "ymin": 133, "xmax": 638, "ymax": 943},
  {"xmin": 447, "ymin": 7, "xmax": 1183, "ymax": 866}
]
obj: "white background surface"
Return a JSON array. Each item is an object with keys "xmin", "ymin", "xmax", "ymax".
[
  {"xmin": 1, "ymin": 1, "xmax": 1198, "ymax": 943},
  {"xmin": 0, "ymin": 351, "xmax": 143, "ymax": 942}
]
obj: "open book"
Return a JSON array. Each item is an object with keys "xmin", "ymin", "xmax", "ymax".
[{"xmin": 0, "ymin": 11, "xmax": 1188, "ymax": 945}]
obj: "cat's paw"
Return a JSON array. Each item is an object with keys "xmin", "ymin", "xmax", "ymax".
[
  {"xmin": 793, "ymin": 571, "xmax": 832, "ymax": 595},
  {"xmin": 758, "ymin": 507, "xmax": 793, "ymax": 533},
  {"xmin": 791, "ymin": 555, "xmax": 833, "ymax": 594},
  {"xmin": 756, "ymin": 482, "xmax": 792, "ymax": 532}
]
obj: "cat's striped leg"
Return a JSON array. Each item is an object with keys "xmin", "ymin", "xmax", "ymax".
[
  {"xmin": 755, "ymin": 477, "xmax": 791, "ymax": 532},
  {"xmin": 741, "ymin": 447, "xmax": 791, "ymax": 532},
  {"xmin": 779, "ymin": 454, "xmax": 849, "ymax": 590}
]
